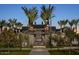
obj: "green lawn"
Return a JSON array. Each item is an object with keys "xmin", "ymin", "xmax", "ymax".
[
  {"xmin": 0, "ymin": 50, "xmax": 31, "ymax": 55},
  {"xmin": 48, "ymin": 50, "xmax": 79, "ymax": 55}
]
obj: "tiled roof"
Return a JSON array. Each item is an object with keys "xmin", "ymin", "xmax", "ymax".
[{"xmin": 33, "ymin": 25, "xmax": 46, "ymax": 28}]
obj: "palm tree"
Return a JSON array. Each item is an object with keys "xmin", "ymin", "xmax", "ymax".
[
  {"xmin": 64, "ymin": 28, "xmax": 76, "ymax": 47},
  {"xmin": 0, "ymin": 20, "xmax": 6, "ymax": 32},
  {"xmin": 58, "ymin": 20, "xmax": 68, "ymax": 32},
  {"xmin": 72, "ymin": 19, "xmax": 79, "ymax": 33},
  {"xmin": 68, "ymin": 20, "xmax": 74, "ymax": 30},
  {"xmin": 8, "ymin": 18, "xmax": 17, "ymax": 30},
  {"xmin": 22, "ymin": 7, "xmax": 38, "ymax": 28},
  {"xmin": 16, "ymin": 22, "xmax": 23, "ymax": 32},
  {"xmin": 41, "ymin": 5, "xmax": 54, "ymax": 25},
  {"xmin": 40, "ymin": 5, "xmax": 54, "ymax": 47},
  {"xmin": 68, "ymin": 19, "xmax": 79, "ymax": 31},
  {"xmin": 67, "ymin": 20, "xmax": 78, "ymax": 48}
]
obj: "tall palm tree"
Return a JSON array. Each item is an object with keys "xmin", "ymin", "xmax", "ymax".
[
  {"xmin": 0, "ymin": 20, "xmax": 6, "ymax": 32},
  {"xmin": 40, "ymin": 5, "xmax": 54, "ymax": 46},
  {"xmin": 22, "ymin": 7, "xmax": 38, "ymax": 27},
  {"xmin": 58, "ymin": 20, "xmax": 68, "ymax": 32},
  {"xmin": 41, "ymin": 5, "xmax": 54, "ymax": 25}
]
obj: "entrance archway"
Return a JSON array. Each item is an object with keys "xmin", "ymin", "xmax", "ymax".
[{"xmin": 34, "ymin": 32, "xmax": 45, "ymax": 46}]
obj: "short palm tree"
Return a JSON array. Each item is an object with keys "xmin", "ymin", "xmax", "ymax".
[
  {"xmin": 58, "ymin": 20, "xmax": 68, "ymax": 32},
  {"xmin": 8, "ymin": 18, "xmax": 17, "ymax": 30},
  {"xmin": 16, "ymin": 22, "xmax": 23, "ymax": 32},
  {"xmin": 72, "ymin": 19, "xmax": 79, "ymax": 33},
  {"xmin": 68, "ymin": 19, "xmax": 77, "ymax": 30},
  {"xmin": 22, "ymin": 7, "xmax": 38, "ymax": 27},
  {"xmin": 41, "ymin": 5, "xmax": 54, "ymax": 25}
]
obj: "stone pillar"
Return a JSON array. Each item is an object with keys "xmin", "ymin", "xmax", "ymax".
[
  {"xmin": 29, "ymin": 35, "xmax": 35, "ymax": 46},
  {"xmin": 44, "ymin": 35, "xmax": 49, "ymax": 45}
]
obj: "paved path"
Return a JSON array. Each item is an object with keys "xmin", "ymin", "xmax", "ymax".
[{"xmin": 29, "ymin": 48, "xmax": 49, "ymax": 55}]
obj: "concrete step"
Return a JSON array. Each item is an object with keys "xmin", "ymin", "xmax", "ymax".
[{"xmin": 33, "ymin": 46, "xmax": 46, "ymax": 48}]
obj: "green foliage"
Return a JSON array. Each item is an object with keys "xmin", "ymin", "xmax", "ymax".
[
  {"xmin": 0, "ymin": 20, "xmax": 6, "ymax": 27},
  {"xmin": 58, "ymin": 20, "xmax": 68, "ymax": 28},
  {"xmin": 68, "ymin": 20, "xmax": 74, "ymax": 27},
  {"xmin": 0, "ymin": 20, "xmax": 6, "ymax": 31},
  {"xmin": 0, "ymin": 29, "xmax": 29, "ymax": 48},
  {"xmin": 68, "ymin": 19, "xmax": 79, "ymax": 26},
  {"xmin": 0, "ymin": 29, "xmax": 18, "ymax": 48},
  {"xmin": 64, "ymin": 28, "xmax": 76, "ymax": 41},
  {"xmin": 0, "ymin": 50, "xmax": 31, "ymax": 55},
  {"xmin": 48, "ymin": 50, "xmax": 79, "ymax": 55},
  {"xmin": 22, "ymin": 7, "xmax": 38, "ymax": 25},
  {"xmin": 68, "ymin": 19, "xmax": 79, "ymax": 30},
  {"xmin": 8, "ymin": 18, "xmax": 23, "ymax": 30},
  {"xmin": 41, "ymin": 5, "xmax": 54, "ymax": 24}
]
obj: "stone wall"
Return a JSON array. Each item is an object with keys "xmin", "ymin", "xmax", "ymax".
[
  {"xmin": 29, "ymin": 35, "xmax": 35, "ymax": 45},
  {"xmin": 44, "ymin": 35, "xmax": 49, "ymax": 44},
  {"xmin": 29, "ymin": 34, "xmax": 50, "ymax": 46}
]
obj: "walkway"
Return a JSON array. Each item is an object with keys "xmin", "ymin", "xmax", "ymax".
[
  {"xmin": 29, "ymin": 48, "xmax": 49, "ymax": 55},
  {"xmin": 29, "ymin": 46, "xmax": 49, "ymax": 55}
]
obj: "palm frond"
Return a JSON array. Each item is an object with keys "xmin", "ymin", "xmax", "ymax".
[
  {"xmin": 41, "ymin": 5, "xmax": 54, "ymax": 25},
  {"xmin": 22, "ymin": 7, "xmax": 38, "ymax": 25}
]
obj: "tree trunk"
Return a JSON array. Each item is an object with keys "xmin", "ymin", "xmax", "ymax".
[
  {"xmin": 61, "ymin": 28, "xmax": 63, "ymax": 33},
  {"xmin": 60, "ymin": 26, "xmax": 62, "ymax": 33},
  {"xmin": 71, "ymin": 26, "xmax": 73, "ymax": 30},
  {"xmin": 76, "ymin": 25, "xmax": 77, "ymax": 33},
  {"xmin": 46, "ymin": 20, "xmax": 49, "ymax": 25}
]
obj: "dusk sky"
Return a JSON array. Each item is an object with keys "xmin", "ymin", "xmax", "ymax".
[{"xmin": 0, "ymin": 4, "xmax": 79, "ymax": 28}]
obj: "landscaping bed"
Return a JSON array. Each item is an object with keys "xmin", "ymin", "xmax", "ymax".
[
  {"xmin": 48, "ymin": 49, "xmax": 79, "ymax": 55},
  {"xmin": 0, "ymin": 50, "xmax": 31, "ymax": 55}
]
